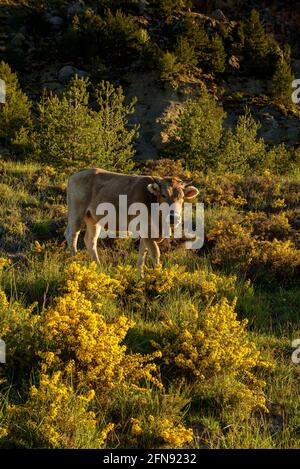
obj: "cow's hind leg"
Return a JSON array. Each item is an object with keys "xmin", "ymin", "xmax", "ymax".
[
  {"xmin": 65, "ymin": 218, "xmax": 81, "ymax": 256},
  {"xmin": 84, "ymin": 213, "xmax": 101, "ymax": 264},
  {"xmin": 143, "ymin": 239, "xmax": 160, "ymax": 268},
  {"xmin": 137, "ymin": 239, "xmax": 147, "ymax": 277}
]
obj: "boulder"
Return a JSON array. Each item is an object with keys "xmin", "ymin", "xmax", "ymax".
[
  {"xmin": 67, "ymin": 1, "xmax": 85, "ymax": 17},
  {"xmin": 0, "ymin": 146, "xmax": 10, "ymax": 156},
  {"xmin": 211, "ymin": 9, "xmax": 226, "ymax": 21},
  {"xmin": 58, "ymin": 65, "xmax": 89, "ymax": 84},
  {"xmin": 46, "ymin": 15, "xmax": 63, "ymax": 30},
  {"xmin": 10, "ymin": 33, "xmax": 25, "ymax": 47},
  {"xmin": 137, "ymin": 0, "xmax": 149, "ymax": 14}
]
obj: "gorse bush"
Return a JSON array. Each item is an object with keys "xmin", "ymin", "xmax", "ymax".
[
  {"xmin": 207, "ymin": 216, "xmax": 300, "ymax": 284},
  {"xmin": 0, "ymin": 256, "xmax": 274, "ymax": 448},
  {"xmin": 198, "ymin": 171, "xmax": 300, "ymax": 212},
  {"xmin": 153, "ymin": 298, "xmax": 272, "ymax": 417},
  {"xmin": 0, "ymin": 258, "xmax": 40, "ymax": 377},
  {"xmin": 31, "ymin": 77, "xmax": 138, "ymax": 171},
  {"xmin": 6, "ymin": 372, "xmax": 105, "ymax": 449},
  {"xmin": 130, "ymin": 415, "xmax": 194, "ymax": 448},
  {"xmin": 41, "ymin": 261, "xmax": 162, "ymax": 395}
]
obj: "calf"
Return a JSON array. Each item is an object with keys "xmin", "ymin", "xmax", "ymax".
[{"xmin": 64, "ymin": 168, "xmax": 199, "ymax": 274}]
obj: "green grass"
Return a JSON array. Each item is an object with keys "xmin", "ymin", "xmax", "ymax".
[{"xmin": 0, "ymin": 160, "xmax": 300, "ymax": 448}]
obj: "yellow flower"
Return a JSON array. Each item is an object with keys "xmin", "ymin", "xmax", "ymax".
[{"xmin": 131, "ymin": 418, "xmax": 143, "ymax": 435}]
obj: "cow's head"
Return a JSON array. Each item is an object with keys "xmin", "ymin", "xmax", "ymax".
[{"xmin": 147, "ymin": 177, "xmax": 199, "ymax": 227}]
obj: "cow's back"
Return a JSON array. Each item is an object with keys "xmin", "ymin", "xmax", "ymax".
[{"xmin": 67, "ymin": 168, "xmax": 155, "ymax": 220}]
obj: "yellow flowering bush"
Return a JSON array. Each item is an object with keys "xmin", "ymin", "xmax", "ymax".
[
  {"xmin": 114, "ymin": 264, "xmax": 183, "ymax": 299},
  {"xmin": 42, "ymin": 263, "xmax": 162, "ymax": 397},
  {"xmin": 154, "ymin": 298, "xmax": 272, "ymax": 416},
  {"xmin": 130, "ymin": 415, "xmax": 193, "ymax": 448},
  {"xmin": 0, "ymin": 427, "xmax": 8, "ymax": 440},
  {"xmin": 198, "ymin": 174, "xmax": 246, "ymax": 207},
  {"xmin": 157, "ymin": 418, "xmax": 193, "ymax": 448},
  {"xmin": 64, "ymin": 261, "xmax": 124, "ymax": 303},
  {"xmin": 179, "ymin": 270, "xmax": 237, "ymax": 301},
  {"xmin": 253, "ymin": 239, "xmax": 300, "ymax": 281},
  {"xmin": 6, "ymin": 371, "xmax": 112, "ymax": 448},
  {"xmin": 208, "ymin": 221, "xmax": 256, "ymax": 272},
  {"xmin": 245, "ymin": 212, "xmax": 292, "ymax": 241},
  {"xmin": 272, "ymin": 198, "xmax": 286, "ymax": 209},
  {"xmin": 200, "ymin": 172, "xmax": 300, "ymax": 211},
  {"xmin": 131, "ymin": 418, "xmax": 143, "ymax": 436},
  {"xmin": 113, "ymin": 264, "xmax": 237, "ymax": 306},
  {"xmin": 236, "ymin": 172, "xmax": 282, "ymax": 211},
  {"xmin": 207, "ymin": 214, "xmax": 300, "ymax": 282},
  {"xmin": 142, "ymin": 265, "xmax": 185, "ymax": 295},
  {"xmin": 0, "ymin": 257, "xmax": 11, "ymax": 273},
  {"xmin": 0, "ymin": 287, "xmax": 40, "ymax": 370}
]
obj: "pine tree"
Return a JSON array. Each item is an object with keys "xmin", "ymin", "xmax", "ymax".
[
  {"xmin": 209, "ymin": 34, "xmax": 226, "ymax": 74},
  {"xmin": 166, "ymin": 93, "xmax": 226, "ymax": 172},
  {"xmin": 159, "ymin": 51, "xmax": 181, "ymax": 81},
  {"xmin": 174, "ymin": 36, "xmax": 197, "ymax": 72},
  {"xmin": 239, "ymin": 9, "xmax": 278, "ymax": 76},
  {"xmin": 271, "ymin": 45, "xmax": 294, "ymax": 106},
  {"xmin": 181, "ymin": 17, "xmax": 210, "ymax": 68},
  {"xmin": 219, "ymin": 109, "xmax": 266, "ymax": 174},
  {"xmin": 0, "ymin": 61, "xmax": 32, "ymax": 148},
  {"xmin": 148, "ymin": 0, "xmax": 192, "ymax": 19},
  {"xmin": 31, "ymin": 77, "xmax": 138, "ymax": 171}
]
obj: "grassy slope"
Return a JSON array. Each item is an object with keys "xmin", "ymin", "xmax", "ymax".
[{"xmin": 0, "ymin": 160, "xmax": 300, "ymax": 448}]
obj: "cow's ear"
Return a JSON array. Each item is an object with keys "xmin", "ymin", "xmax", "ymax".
[
  {"xmin": 184, "ymin": 186, "xmax": 199, "ymax": 199},
  {"xmin": 147, "ymin": 182, "xmax": 160, "ymax": 196}
]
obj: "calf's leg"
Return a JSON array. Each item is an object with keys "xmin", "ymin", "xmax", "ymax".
[
  {"xmin": 84, "ymin": 214, "xmax": 101, "ymax": 263},
  {"xmin": 137, "ymin": 238, "xmax": 147, "ymax": 277},
  {"xmin": 64, "ymin": 218, "xmax": 81, "ymax": 256},
  {"xmin": 143, "ymin": 239, "xmax": 160, "ymax": 268}
]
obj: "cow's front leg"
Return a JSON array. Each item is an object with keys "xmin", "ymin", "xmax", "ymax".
[
  {"xmin": 137, "ymin": 238, "xmax": 147, "ymax": 277},
  {"xmin": 144, "ymin": 239, "xmax": 160, "ymax": 268}
]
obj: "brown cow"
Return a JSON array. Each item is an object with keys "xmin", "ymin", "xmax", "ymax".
[{"xmin": 64, "ymin": 168, "xmax": 199, "ymax": 274}]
